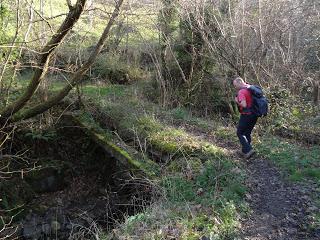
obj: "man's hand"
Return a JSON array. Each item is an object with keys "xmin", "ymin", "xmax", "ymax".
[
  {"xmin": 239, "ymin": 99, "xmax": 247, "ymax": 108},
  {"xmin": 235, "ymin": 96, "xmax": 247, "ymax": 108}
]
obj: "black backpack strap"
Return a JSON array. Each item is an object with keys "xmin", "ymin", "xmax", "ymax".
[{"xmin": 249, "ymin": 85, "xmax": 263, "ymax": 97}]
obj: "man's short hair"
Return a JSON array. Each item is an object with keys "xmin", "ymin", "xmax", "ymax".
[
  {"xmin": 230, "ymin": 76, "xmax": 239, "ymax": 85},
  {"xmin": 233, "ymin": 77, "xmax": 245, "ymax": 84}
]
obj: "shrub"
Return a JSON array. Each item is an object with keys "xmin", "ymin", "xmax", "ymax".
[
  {"xmin": 266, "ymin": 87, "xmax": 317, "ymax": 131},
  {"xmin": 92, "ymin": 52, "xmax": 147, "ymax": 84}
]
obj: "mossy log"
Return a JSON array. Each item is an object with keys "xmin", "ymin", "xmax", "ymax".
[{"xmin": 60, "ymin": 113, "xmax": 160, "ymax": 178}]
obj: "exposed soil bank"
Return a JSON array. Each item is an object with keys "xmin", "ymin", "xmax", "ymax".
[{"xmin": 0, "ymin": 117, "xmax": 153, "ymax": 239}]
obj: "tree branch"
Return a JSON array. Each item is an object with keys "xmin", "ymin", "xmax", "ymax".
[
  {"xmin": 66, "ymin": 0, "xmax": 74, "ymax": 10},
  {"xmin": 12, "ymin": 0, "xmax": 125, "ymax": 122},
  {"xmin": 0, "ymin": 0, "xmax": 87, "ymax": 121}
]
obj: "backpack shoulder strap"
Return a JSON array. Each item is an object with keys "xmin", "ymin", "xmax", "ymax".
[{"xmin": 248, "ymin": 85, "xmax": 263, "ymax": 97}]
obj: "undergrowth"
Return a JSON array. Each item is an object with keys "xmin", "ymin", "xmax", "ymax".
[
  {"xmin": 77, "ymin": 83, "xmax": 247, "ymax": 239},
  {"xmin": 107, "ymin": 156, "xmax": 246, "ymax": 239}
]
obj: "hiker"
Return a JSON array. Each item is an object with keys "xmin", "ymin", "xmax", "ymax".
[{"xmin": 233, "ymin": 77, "xmax": 257, "ymax": 159}]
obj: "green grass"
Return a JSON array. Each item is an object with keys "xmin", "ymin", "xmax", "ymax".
[
  {"xmin": 82, "ymin": 84, "xmax": 126, "ymax": 98},
  {"xmin": 163, "ymin": 159, "xmax": 246, "ymax": 205},
  {"xmin": 167, "ymin": 106, "xmax": 224, "ymax": 131},
  {"xmin": 114, "ymin": 200, "xmax": 240, "ymax": 239},
  {"xmin": 257, "ymin": 136, "xmax": 320, "ymax": 182}
]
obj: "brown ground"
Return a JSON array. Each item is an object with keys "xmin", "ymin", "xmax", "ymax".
[{"xmin": 239, "ymin": 156, "xmax": 320, "ymax": 240}]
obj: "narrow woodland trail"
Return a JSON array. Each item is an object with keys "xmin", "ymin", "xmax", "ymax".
[
  {"xmin": 239, "ymin": 156, "xmax": 320, "ymax": 240},
  {"xmin": 174, "ymin": 122, "xmax": 320, "ymax": 240}
]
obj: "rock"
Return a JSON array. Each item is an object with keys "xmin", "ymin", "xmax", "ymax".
[
  {"xmin": 194, "ymin": 204, "xmax": 202, "ymax": 212},
  {"xmin": 306, "ymin": 206, "xmax": 318, "ymax": 213},
  {"xmin": 26, "ymin": 166, "xmax": 65, "ymax": 193},
  {"xmin": 196, "ymin": 188, "xmax": 204, "ymax": 196},
  {"xmin": 22, "ymin": 223, "xmax": 42, "ymax": 240},
  {"xmin": 57, "ymin": 214, "xmax": 67, "ymax": 225},
  {"xmin": 42, "ymin": 223, "xmax": 51, "ymax": 236},
  {"xmin": 285, "ymin": 228, "xmax": 298, "ymax": 234},
  {"xmin": 201, "ymin": 236, "xmax": 210, "ymax": 240},
  {"xmin": 231, "ymin": 167, "xmax": 242, "ymax": 174},
  {"xmin": 213, "ymin": 217, "xmax": 221, "ymax": 225},
  {"xmin": 51, "ymin": 220, "xmax": 61, "ymax": 232},
  {"xmin": 245, "ymin": 193, "xmax": 252, "ymax": 200},
  {"xmin": 171, "ymin": 228, "xmax": 180, "ymax": 237},
  {"xmin": 65, "ymin": 223, "xmax": 72, "ymax": 230}
]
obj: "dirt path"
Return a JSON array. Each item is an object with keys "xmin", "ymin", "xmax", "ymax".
[
  {"xmin": 239, "ymin": 155, "xmax": 320, "ymax": 240},
  {"xmin": 173, "ymin": 122, "xmax": 320, "ymax": 240}
]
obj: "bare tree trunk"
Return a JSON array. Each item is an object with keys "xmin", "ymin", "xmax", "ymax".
[
  {"xmin": 89, "ymin": 0, "xmax": 94, "ymax": 28},
  {"xmin": 39, "ymin": 0, "xmax": 48, "ymax": 102},
  {"xmin": 0, "ymin": 0, "xmax": 87, "ymax": 120},
  {"xmin": 313, "ymin": 80, "xmax": 319, "ymax": 105},
  {"xmin": 12, "ymin": 0, "xmax": 125, "ymax": 122}
]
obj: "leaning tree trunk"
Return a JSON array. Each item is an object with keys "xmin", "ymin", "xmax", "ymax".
[
  {"xmin": 12, "ymin": 0, "xmax": 125, "ymax": 122},
  {"xmin": 0, "ymin": 0, "xmax": 87, "ymax": 121}
]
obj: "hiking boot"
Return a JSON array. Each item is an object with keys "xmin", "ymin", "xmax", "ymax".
[{"xmin": 244, "ymin": 149, "xmax": 255, "ymax": 159}]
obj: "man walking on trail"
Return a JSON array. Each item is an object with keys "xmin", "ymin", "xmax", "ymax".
[{"xmin": 233, "ymin": 77, "xmax": 258, "ymax": 159}]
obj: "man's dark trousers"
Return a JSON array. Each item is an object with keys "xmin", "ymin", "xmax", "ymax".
[{"xmin": 237, "ymin": 114, "xmax": 258, "ymax": 154}]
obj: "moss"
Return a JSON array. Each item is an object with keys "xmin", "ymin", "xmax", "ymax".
[
  {"xmin": 68, "ymin": 112, "xmax": 160, "ymax": 178},
  {"xmin": 136, "ymin": 116, "xmax": 163, "ymax": 134},
  {"xmin": 135, "ymin": 116, "xmax": 226, "ymax": 158},
  {"xmin": 86, "ymin": 98, "xmax": 227, "ymax": 161},
  {"xmin": 201, "ymin": 143, "xmax": 225, "ymax": 157}
]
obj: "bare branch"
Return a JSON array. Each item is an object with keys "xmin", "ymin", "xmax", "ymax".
[
  {"xmin": 67, "ymin": 0, "xmax": 74, "ymax": 10},
  {"xmin": 25, "ymin": 0, "xmax": 54, "ymax": 33},
  {"xmin": 0, "ymin": 0, "xmax": 88, "ymax": 121},
  {"xmin": 12, "ymin": 0, "xmax": 125, "ymax": 122}
]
